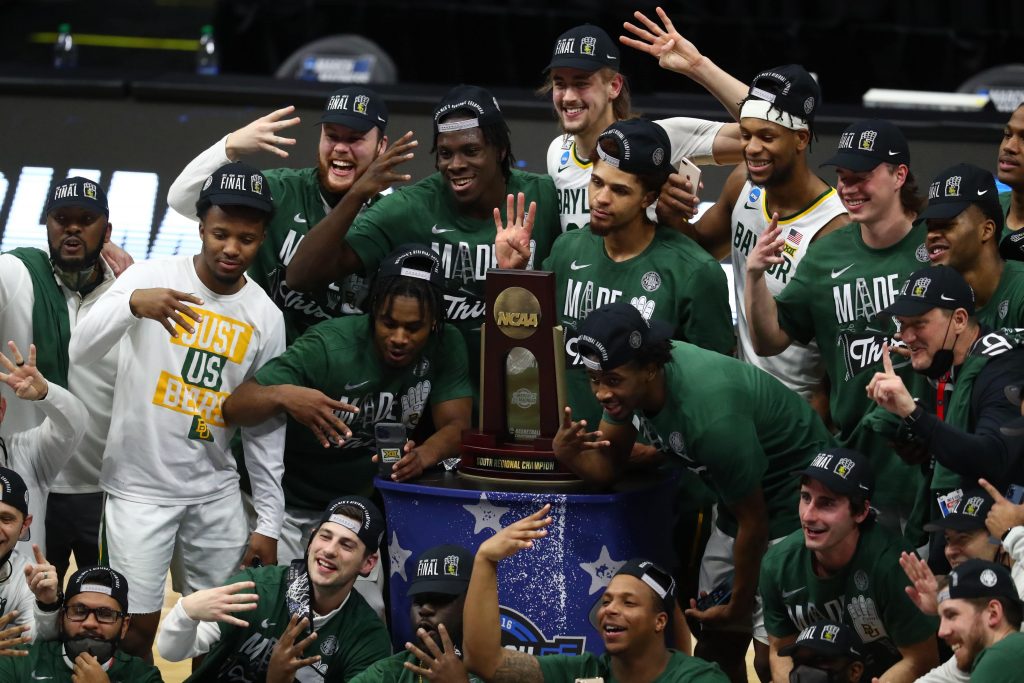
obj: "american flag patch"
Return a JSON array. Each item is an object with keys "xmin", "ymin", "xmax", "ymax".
[{"xmin": 786, "ymin": 229, "xmax": 803, "ymax": 246}]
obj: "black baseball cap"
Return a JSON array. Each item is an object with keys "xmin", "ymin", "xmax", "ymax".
[
  {"xmin": 376, "ymin": 243, "xmax": 446, "ymax": 290},
  {"xmin": 999, "ymin": 229, "xmax": 1024, "ymax": 262},
  {"xmin": 595, "ymin": 119, "xmax": 674, "ymax": 175},
  {"xmin": 45, "ymin": 176, "xmax": 108, "ymax": 216},
  {"xmin": 797, "ymin": 447, "xmax": 874, "ymax": 498},
  {"xmin": 821, "ymin": 119, "xmax": 910, "ymax": 171},
  {"xmin": 923, "ymin": 487, "xmax": 994, "ymax": 533},
  {"xmin": 575, "ymin": 302, "xmax": 672, "ymax": 372},
  {"xmin": 546, "ymin": 24, "xmax": 619, "ymax": 73},
  {"xmin": 746, "ymin": 64, "xmax": 821, "ymax": 124},
  {"xmin": 919, "ymin": 164, "xmax": 1002, "ymax": 230},
  {"xmin": 778, "ymin": 620, "xmax": 863, "ymax": 661},
  {"xmin": 433, "ymin": 85, "xmax": 505, "ymax": 135},
  {"xmin": 315, "ymin": 496, "xmax": 385, "ymax": 551},
  {"xmin": 881, "ymin": 265, "xmax": 976, "ymax": 317},
  {"xmin": 65, "ymin": 566, "xmax": 130, "ymax": 614},
  {"xmin": 320, "ymin": 85, "xmax": 388, "ymax": 133},
  {"xmin": 0, "ymin": 466, "xmax": 29, "ymax": 519},
  {"xmin": 407, "ymin": 544, "xmax": 473, "ymax": 597},
  {"xmin": 941, "ymin": 558, "xmax": 1022, "ymax": 608},
  {"xmin": 196, "ymin": 161, "xmax": 274, "ymax": 215}
]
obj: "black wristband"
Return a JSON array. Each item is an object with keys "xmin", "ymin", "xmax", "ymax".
[
  {"xmin": 1002, "ymin": 526, "xmax": 1017, "ymax": 542},
  {"xmin": 36, "ymin": 592, "xmax": 62, "ymax": 613},
  {"xmin": 902, "ymin": 404, "xmax": 926, "ymax": 428}
]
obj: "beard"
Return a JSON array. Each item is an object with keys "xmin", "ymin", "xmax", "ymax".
[{"xmin": 49, "ymin": 236, "xmax": 103, "ymax": 273}]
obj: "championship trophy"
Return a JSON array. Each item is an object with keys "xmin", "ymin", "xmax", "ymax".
[{"xmin": 460, "ymin": 269, "xmax": 578, "ymax": 482}]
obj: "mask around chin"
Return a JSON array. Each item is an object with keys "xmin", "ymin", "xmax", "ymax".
[
  {"xmin": 789, "ymin": 664, "xmax": 841, "ymax": 683},
  {"xmin": 63, "ymin": 635, "xmax": 117, "ymax": 664},
  {"xmin": 921, "ymin": 348, "xmax": 955, "ymax": 380}
]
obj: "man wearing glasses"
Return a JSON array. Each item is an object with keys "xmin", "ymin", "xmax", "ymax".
[{"xmin": 0, "ymin": 565, "xmax": 161, "ymax": 680}]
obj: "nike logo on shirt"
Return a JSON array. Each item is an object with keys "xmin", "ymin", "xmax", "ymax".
[
  {"xmin": 831, "ymin": 264, "xmax": 855, "ymax": 278},
  {"xmin": 570, "ymin": 261, "xmax": 591, "ymax": 270},
  {"xmin": 431, "ymin": 225, "xmax": 453, "ymax": 234},
  {"xmin": 782, "ymin": 586, "xmax": 806, "ymax": 598},
  {"xmin": 345, "ymin": 380, "xmax": 370, "ymax": 390},
  {"xmin": 261, "ymin": 618, "xmax": 276, "ymax": 628},
  {"xmin": 293, "ymin": 213, "xmax": 307, "ymax": 223}
]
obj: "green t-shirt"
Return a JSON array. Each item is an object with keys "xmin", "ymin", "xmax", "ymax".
[
  {"xmin": 613, "ymin": 342, "xmax": 833, "ymax": 537},
  {"xmin": 0, "ymin": 640, "xmax": 162, "ymax": 682},
  {"xmin": 971, "ymin": 630, "xmax": 1024, "ymax": 682},
  {"xmin": 349, "ymin": 650, "xmax": 484, "ymax": 683},
  {"xmin": 188, "ymin": 564, "xmax": 391, "ymax": 682},
  {"xmin": 999, "ymin": 190, "xmax": 1019, "ymax": 242},
  {"xmin": 253, "ymin": 315, "xmax": 471, "ymax": 510},
  {"xmin": 537, "ymin": 650, "xmax": 728, "ymax": 682},
  {"xmin": 544, "ymin": 225, "xmax": 734, "ymax": 426},
  {"xmin": 345, "ymin": 170, "xmax": 561, "ymax": 397},
  {"xmin": 248, "ymin": 166, "xmax": 370, "ymax": 345},
  {"xmin": 759, "ymin": 522, "xmax": 938, "ymax": 680},
  {"xmin": 774, "ymin": 221, "xmax": 930, "ymax": 509},
  {"xmin": 978, "ymin": 260, "xmax": 1024, "ymax": 328}
]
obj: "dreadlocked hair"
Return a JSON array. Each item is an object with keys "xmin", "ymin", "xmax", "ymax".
[{"xmin": 367, "ymin": 272, "xmax": 446, "ymax": 337}]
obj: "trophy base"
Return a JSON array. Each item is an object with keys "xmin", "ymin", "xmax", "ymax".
[{"xmin": 460, "ymin": 432, "xmax": 582, "ymax": 484}]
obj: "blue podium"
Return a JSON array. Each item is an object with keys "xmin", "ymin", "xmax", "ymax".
[{"xmin": 376, "ymin": 470, "xmax": 677, "ymax": 655}]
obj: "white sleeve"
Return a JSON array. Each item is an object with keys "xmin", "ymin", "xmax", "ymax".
[
  {"xmin": 6, "ymin": 561, "xmax": 36, "ymax": 639},
  {"xmin": 0, "ymin": 255, "xmax": 31, "ymax": 316},
  {"xmin": 546, "ymin": 136, "xmax": 564, "ymax": 178},
  {"xmin": 167, "ymin": 135, "xmax": 232, "ymax": 221},
  {"xmin": 241, "ymin": 313, "xmax": 287, "ymax": 540},
  {"xmin": 7, "ymin": 383, "xmax": 87, "ymax": 489},
  {"xmin": 913, "ymin": 655, "xmax": 970, "ymax": 683},
  {"xmin": 156, "ymin": 599, "xmax": 223, "ymax": 661},
  {"xmin": 32, "ymin": 604, "xmax": 59, "ymax": 641},
  {"xmin": 68, "ymin": 264, "xmax": 149, "ymax": 365},
  {"xmin": 656, "ymin": 117, "xmax": 727, "ymax": 166},
  {"xmin": 1003, "ymin": 526, "xmax": 1024, "ymax": 597}
]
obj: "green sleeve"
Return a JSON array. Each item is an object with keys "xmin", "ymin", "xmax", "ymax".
[
  {"xmin": 124, "ymin": 659, "xmax": 165, "ymax": 682},
  {"xmin": 0, "ymin": 646, "xmax": 29, "ymax": 678},
  {"xmin": 537, "ymin": 652, "xmax": 600, "ymax": 681},
  {"xmin": 877, "ymin": 550, "xmax": 939, "ymax": 647},
  {"xmin": 348, "ymin": 653, "xmax": 408, "ymax": 683},
  {"xmin": 677, "ymin": 259, "xmax": 734, "ymax": 355},
  {"xmin": 971, "ymin": 635, "xmax": 1024, "ymax": 682},
  {"xmin": 692, "ymin": 415, "xmax": 766, "ymax": 506},
  {"xmin": 529, "ymin": 175, "xmax": 562, "ymax": 264},
  {"xmin": 254, "ymin": 326, "xmax": 330, "ymax": 388},
  {"xmin": 429, "ymin": 328, "xmax": 472, "ymax": 404},
  {"xmin": 757, "ymin": 544, "xmax": 796, "ymax": 638},
  {"xmin": 345, "ymin": 190, "xmax": 412, "ymax": 275},
  {"xmin": 773, "ymin": 266, "xmax": 816, "ymax": 345},
  {"xmin": 339, "ymin": 623, "xmax": 394, "ymax": 681}
]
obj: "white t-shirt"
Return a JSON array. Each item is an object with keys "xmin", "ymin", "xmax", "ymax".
[
  {"xmin": 546, "ymin": 117, "xmax": 724, "ymax": 232},
  {"xmin": 68, "ymin": 255, "xmax": 286, "ymax": 539},
  {"xmin": 730, "ymin": 180, "xmax": 846, "ymax": 399}
]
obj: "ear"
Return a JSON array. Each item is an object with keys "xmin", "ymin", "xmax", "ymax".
[
  {"xmin": 980, "ymin": 218, "xmax": 996, "ymax": 244},
  {"xmin": 103, "ymin": 221, "xmax": 113, "ymax": 245},
  {"xmin": 360, "ymin": 550, "xmax": 380, "ymax": 578},
  {"xmin": 377, "ymin": 133, "xmax": 388, "ymax": 156},
  {"xmin": 607, "ymin": 72, "xmax": 624, "ymax": 100},
  {"xmin": 654, "ymin": 611, "xmax": 668, "ymax": 633},
  {"xmin": 641, "ymin": 190, "xmax": 659, "ymax": 210},
  {"xmin": 848, "ymin": 661, "xmax": 864, "ymax": 679},
  {"xmin": 120, "ymin": 615, "xmax": 131, "ymax": 640},
  {"xmin": 952, "ymin": 308, "xmax": 971, "ymax": 333},
  {"xmin": 794, "ymin": 128, "xmax": 811, "ymax": 152},
  {"xmin": 893, "ymin": 163, "xmax": 909, "ymax": 189}
]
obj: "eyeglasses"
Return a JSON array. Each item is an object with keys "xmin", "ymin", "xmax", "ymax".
[{"xmin": 63, "ymin": 604, "xmax": 125, "ymax": 624}]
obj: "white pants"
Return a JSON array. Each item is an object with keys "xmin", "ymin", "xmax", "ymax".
[{"xmin": 103, "ymin": 491, "xmax": 248, "ymax": 614}]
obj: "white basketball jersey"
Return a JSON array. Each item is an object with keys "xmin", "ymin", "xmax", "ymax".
[
  {"xmin": 731, "ymin": 180, "xmax": 846, "ymax": 398},
  {"xmin": 546, "ymin": 117, "xmax": 724, "ymax": 233}
]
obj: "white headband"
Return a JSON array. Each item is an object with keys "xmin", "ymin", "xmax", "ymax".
[
  {"xmin": 328, "ymin": 514, "xmax": 362, "ymax": 535},
  {"xmin": 595, "ymin": 145, "xmax": 620, "ymax": 169},
  {"xmin": 740, "ymin": 98, "xmax": 809, "ymax": 132},
  {"xmin": 436, "ymin": 118, "xmax": 480, "ymax": 133}
]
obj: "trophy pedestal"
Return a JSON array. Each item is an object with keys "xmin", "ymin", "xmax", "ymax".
[
  {"xmin": 459, "ymin": 430, "xmax": 582, "ymax": 484},
  {"xmin": 376, "ymin": 470, "xmax": 677, "ymax": 655}
]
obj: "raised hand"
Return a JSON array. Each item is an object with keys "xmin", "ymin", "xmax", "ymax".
[
  {"xmin": 620, "ymin": 7, "xmax": 706, "ymax": 77},
  {"xmin": 180, "ymin": 581, "xmax": 259, "ymax": 627},
  {"xmin": 24, "ymin": 544, "xmax": 60, "ymax": 605},
  {"xmin": 281, "ymin": 385, "xmax": 359, "ymax": 448},
  {"xmin": 372, "ymin": 439, "xmax": 428, "ymax": 482},
  {"xmin": 553, "ymin": 407, "xmax": 610, "ymax": 465},
  {"xmin": 655, "ymin": 173, "xmax": 702, "ymax": 225},
  {"xmin": 266, "ymin": 614, "xmax": 320, "ymax": 683},
  {"xmin": 865, "ymin": 343, "xmax": 916, "ymax": 417},
  {"xmin": 0, "ymin": 611, "xmax": 30, "ymax": 657},
  {"xmin": 746, "ymin": 213, "xmax": 784, "ymax": 277},
  {"xmin": 226, "ymin": 106, "xmax": 302, "ymax": 160},
  {"xmin": 403, "ymin": 623, "xmax": 470, "ymax": 682},
  {"xmin": 494, "ymin": 193, "xmax": 536, "ymax": 269},
  {"xmin": 899, "ymin": 551, "xmax": 939, "ymax": 615},
  {"xmin": 979, "ymin": 478, "xmax": 1024, "ymax": 540},
  {"xmin": 0, "ymin": 342, "xmax": 47, "ymax": 401},
  {"xmin": 128, "ymin": 288, "xmax": 204, "ymax": 337},
  {"xmin": 349, "ymin": 131, "xmax": 418, "ymax": 202},
  {"xmin": 477, "ymin": 505, "xmax": 553, "ymax": 564},
  {"xmin": 100, "ymin": 242, "xmax": 134, "ymax": 277}
]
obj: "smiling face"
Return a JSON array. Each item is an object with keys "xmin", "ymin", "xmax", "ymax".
[
  {"xmin": 317, "ymin": 123, "xmax": 386, "ymax": 197},
  {"xmin": 588, "ymin": 160, "xmax": 653, "ymax": 236},
  {"xmin": 551, "ymin": 67, "xmax": 621, "ymax": 138},
  {"xmin": 798, "ymin": 479, "xmax": 866, "ymax": 556},
  {"xmin": 585, "ymin": 360, "xmax": 655, "ymax": 422},
  {"xmin": 739, "ymin": 118, "xmax": 806, "ymax": 188},
  {"xmin": 435, "ymin": 119, "xmax": 506, "ymax": 214},
  {"xmin": 835, "ymin": 163, "xmax": 906, "ymax": 224},
  {"xmin": 595, "ymin": 574, "xmax": 666, "ymax": 655},
  {"xmin": 62, "ymin": 592, "xmax": 128, "ymax": 642},
  {"xmin": 894, "ymin": 308, "xmax": 963, "ymax": 372},
  {"xmin": 0, "ymin": 502, "xmax": 28, "ymax": 561},
  {"xmin": 943, "ymin": 528, "xmax": 997, "ymax": 568},
  {"xmin": 196, "ymin": 205, "xmax": 266, "ymax": 294},
  {"xmin": 926, "ymin": 204, "xmax": 994, "ymax": 269},
  {"xmin": 46, "ymin": 205, "xmax": 111, "ymax": 272},
  {"xmin": 306, "ymin": 520, "xmax": 375, "ymax": 594},
  {"xmin": 938, "ymin": 598, "xmax": 989, "ymax": 671},
  {"xmin": 997, "ymin": 107, "xmax": 1024, "ymax": 190}
]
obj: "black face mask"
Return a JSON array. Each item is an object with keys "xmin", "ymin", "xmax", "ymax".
[
  {"xmin": 920, "ymin": 315, "xmax": 959, "ymax": 380},
  {"xmin": 789, "ymin": 664, "xmax": 843, "ymax": 683},
  {"xmin": 62, "ymin": 635, "xmax": 117, "ymax": 666}
]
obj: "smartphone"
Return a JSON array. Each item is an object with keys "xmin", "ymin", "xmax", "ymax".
[
  {"xmin": 375, "ymin": 422, "xmax": 406, "ymax": 478},
  {"xmin": 676, "ymin": 156, "xmax": 702, "ymax": 194},
  {"xmin": 695, "ymin": 579, "xmax": 732, "ymax": 612},
  {"xmin": 1006, "ymin": 484, "xmax": 1024, "ymax": 504}
]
